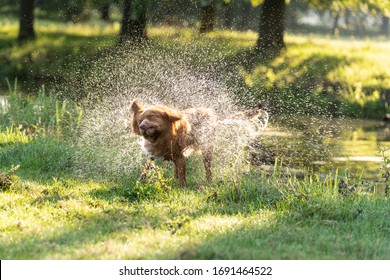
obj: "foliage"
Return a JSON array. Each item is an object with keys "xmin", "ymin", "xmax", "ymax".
[
  {"xmin": 38, "ymin": 0, "xmax": 92, "ymax": 21},
  {"xmin": 129, "ymin": 0, "xmax": 149, "ymax": 20},
  {"xmin": 1, "ymin": 81, "xmax": 82, "ymax": 138},
  {"xmin": 233, "ymin": 34, "xmax": 390, "ymax": 118},
  {"xmin": 305, "ymin": 0, "xmax": 390, "ymax": 14},
  {"xmin": 125, "ymin": 161, "xmax": 173, "ymax": 201},
  {"xmin": 0, "ymin": 165, "xmax": 19, "ymax": 191},
  {"xmin": 198, "ymin": 0, "xmax": 216, "ymax": 8},
  {"xmin": 378, "ymin": 146, "xmax": 390, "ymax": 181},
  {"xmin": 0, "ymin": 18, "xmax": 117, "ymax": 89}
]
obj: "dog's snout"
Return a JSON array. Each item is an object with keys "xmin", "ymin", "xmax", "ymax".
[{"xmin": 139, "ymin": 123, "xmax": 147, "ymax": 130}]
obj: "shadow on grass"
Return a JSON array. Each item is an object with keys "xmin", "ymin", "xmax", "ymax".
[
  {"xmin": 217, "ymin": 44, "xmax": 386, "ymax": 118},
  {"xmin": 0, "ymin": 31, "xmax": 116, "ymax": 91},
  {"xmin": 0, "ymin": 137, "xmax": 74, "ymax": 182},
  {"xmin": 1, "ymin": 135, "xmax": 389, "ymax": 259},
  {"xmin": 0, "ymin": 208, "xmax": 145, "ymax": 259},
  {"xmin": 2, "ymin": 185, "xmax": 390, "ymax": 259},
  {"xmin": 170, "ymin": 207, "xmax": 390, "ymax": 260}
]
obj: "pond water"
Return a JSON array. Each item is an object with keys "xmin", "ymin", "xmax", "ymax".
[
  {"xmin": 259, "ymin": 115, "xmax": 390, "ymax": 193},
  {"xmin": 0, "ymin": 95, "xmax": 6, "ymax": 111}
]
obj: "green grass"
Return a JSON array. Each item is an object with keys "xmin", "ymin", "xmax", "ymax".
[
  {"xmin": 1, "ymin": 135, "xmax": 389, "ymax": 259},
  {"xmin": 1, "ymin": 18, "xmax": 390, "ymax": 117},
  {"xmin": 1, "ymin": 19, "xmax": 390, "ymax": 259},
  {"xmin": 1, "ymin": 89, "xmax": 390, "ymax": 260},
  {"xmin": 1, "ymin": 80, "xmax": 82, "ymax": 138}
]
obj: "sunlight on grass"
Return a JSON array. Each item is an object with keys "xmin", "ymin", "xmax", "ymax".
[
  {"xmin": 0, "ymin": 125, "xmax": 30, "ymax": 145},
  {"xmin": 1, "ymin": 20, "xmax": 390, "ymax": 260},
  {"xmin": 68, "ymin": 212, "xmax": 279, "ymax": 259},
  {"xmin": 0, "ymin": 19, "xmax": 120, "ymax": 38},
  {"xmin": 39, "ymin": 21, "xmax": 120, "ymax": 37}
]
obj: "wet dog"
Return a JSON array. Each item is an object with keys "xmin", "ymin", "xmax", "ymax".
[
  {"xmin": 131, "ymin": 100, "xmax": 216, "ymax": 187},
  {"xmin": 131, "ymin": 101, "xmax": 268, "ymax": 187}
]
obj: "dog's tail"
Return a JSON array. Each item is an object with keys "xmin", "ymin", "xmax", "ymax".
[{"xmin": 218, "ymin": 108, "xmax": 269, "ymax": 132}]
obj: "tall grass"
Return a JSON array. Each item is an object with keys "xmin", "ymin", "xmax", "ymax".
[{"xmin": 1, "ymin": 79, "xmax": 82, "ymax": 138}]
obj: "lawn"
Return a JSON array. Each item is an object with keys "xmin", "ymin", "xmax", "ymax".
[{"xmin": 1, "ymin": 19, "xmax": 390, "ymax": 260}]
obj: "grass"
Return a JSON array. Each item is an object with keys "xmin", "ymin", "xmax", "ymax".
[
  {"xmin": 1, "ymin": 18, "xmax": 390, "ymax": 259},
  {"xmin": 0, "ymin": 89, "xmax": 390, "ymax": 260},
  {"xmin": 1, "ymin": 18, "xmax": 390, "ymax": 117},
  {"xmin": 1, "ymin": 80, "xmax": 82, "ymax": 138}
]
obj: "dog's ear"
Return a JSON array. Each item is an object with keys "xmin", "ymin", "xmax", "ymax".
[
  {"xmin": 131, "ymin": 101, "xmax": 143, "ymax": 135},
  {"xmin": 165, "ymin": 110, "xmax": 182, "ymax": 122},
  {"xmin": 131, "ymin": 100, "xmax": 143, "ymax": 113}
]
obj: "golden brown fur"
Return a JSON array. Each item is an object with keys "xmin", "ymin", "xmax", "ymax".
[{"xmin": 131, "ymin": 100, "xmax": 216, "ymax": 187}]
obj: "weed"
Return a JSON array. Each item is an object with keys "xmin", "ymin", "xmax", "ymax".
[
  {"xmin": 378, "ymin": 145, "xmax": 390, "ymax": 197},
  {"xmin": 0, "ymin": 164, "xmax": 19, "ymax": 191},
  {"xmin": 125, "ymin": 161, "xmax": 173, "ymax": 201},
  {"xmin": 1, "ymin": 82, "xmax": 83, "ymax": 138}
]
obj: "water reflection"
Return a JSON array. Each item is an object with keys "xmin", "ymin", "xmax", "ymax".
[
  {"xmin": 259, "ymin": 115, "xmax": 390, "ymax": 181},
  {"xmin": 0, "ymin": 95, "xmax": 6, "ymax": 112}
]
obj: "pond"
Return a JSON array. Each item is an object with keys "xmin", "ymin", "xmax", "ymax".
[
  {"xmin": 0, "ymin": 95, "xmax": 6, "ymax": 111},
  {"xmin": 258, "ymin": 115, "xmax": 390, "ymax": 194}
]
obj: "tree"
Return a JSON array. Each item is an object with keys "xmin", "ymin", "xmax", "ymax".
[
  {"xmin": 239, "ymin": 0, "xmax": 254, "ymax": 30},
  {"xmin": 100, "ymin": 4, "xmax": 110, "ymax": 21},
  {"xmin": 92, "ymin": 0, "xmax": 116, "ymax": 21},
  {"xmin": 381, "ymin": 16, "xmax": 389, "ymax": 37},
  {"xmin": 38, "ymin": 0, "xmax": 91, "ymax": 22},
  {"xmin": 18, "ymin": 0, "xmax": 36, "ymax": 41},
  {"xmin": 119, "ymin": 0, "xmax": 149, "ymax": 43},
  {"xmin": 223, "ymin": 0, "xmax": 234, "ymax": 29},
  {"xmin": 256, "ymin": 0, "xmax": 286, "ymax": 55},
  {"xmin": 254, "ymin": 0, "xmax": 390, "ymax": 55},
  {"xmin": 199, "ymin": 0, "xmax": 217, "ymax": 33},
  {"xmin": 305, "ymin": 0, "xmax": 390, "ymax": 35},
  {"xmin": 286, "ymin": 0, "xmax": 309, "ymax": 31},
  {"xmin": 221, "ymin": 0, "xmax": 258, "ymax": 31}
]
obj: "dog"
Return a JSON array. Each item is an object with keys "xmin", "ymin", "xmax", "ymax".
[
  {"xmin": 131, "ymin": 100, "xmax": 269, "ymax": 187},
  {"xmin": 131, "ymin": 100, "xmax": 216, "ymax": 187}
]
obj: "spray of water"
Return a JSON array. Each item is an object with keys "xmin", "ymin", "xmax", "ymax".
[{"xmin": 71, "ymin": 44, "xmax": 269, "ymax": 182}]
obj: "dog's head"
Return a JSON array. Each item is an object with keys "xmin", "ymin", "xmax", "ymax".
[{"xmin": 131, "ymin": 100, "xmax": 182, "ymax": 140}]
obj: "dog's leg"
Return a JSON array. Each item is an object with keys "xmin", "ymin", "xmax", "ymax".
[
  {"xmin": 203, "ymin": 147, "xmax": 213, "ymax": 183},
  {"xmin": 173, "ymin": 156, "xmax": 187, "ymax": 187}
]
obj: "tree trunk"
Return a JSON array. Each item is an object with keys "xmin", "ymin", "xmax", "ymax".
[
  {"xmin": 381, "ymin": 16, "xmax": 389, "ymax": 37},
  {"xmin": 18, "ymin": 0, "xmax": 36, "ymax": 41},
  {"xmin": 331, "ymin": 12, "xmax": 340, "ymax": 36},
  {"xmin": 200, "ymin": 4, "xmax": 216, "ymax": 33},
  {"xmin": 223, "ymin": 3, "xmax": 234, "ymax": 29},
  {"xmin": 344, "ymin": 9, "xmax": 351, "ymax": 28},
  {"xmin": 101, "ymin": 4, "xmax": 110, "ymax": 21},
  {"xmin": 119, "ymin": 0, "xmax": 148, "ymax": 44},
  {"xmin": 239, "ymin": 1, "xmax": 251, "ymax": 30},
  {"xmin": 256, "ymin": 0, "xmax": 286, "ymax": 54}
]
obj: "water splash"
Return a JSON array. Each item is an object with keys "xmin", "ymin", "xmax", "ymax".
[{"xmin": 71, "ymin": 44, "xmax": 269, "ymax": 181}]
